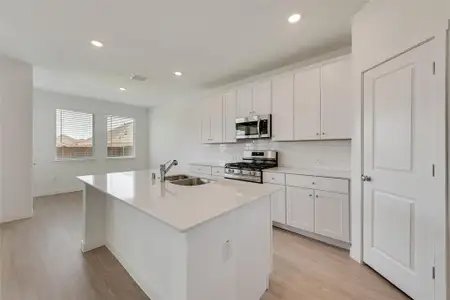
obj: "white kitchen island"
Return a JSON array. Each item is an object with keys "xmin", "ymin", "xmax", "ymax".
[{"xmin": 77, "ymin": 170, "xmax": 281, "ymax": 300}]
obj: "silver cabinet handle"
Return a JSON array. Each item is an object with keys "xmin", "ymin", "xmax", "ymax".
[
  {"xmin": 316, "ymin": 133, "xmax": 320, "ymax": 136},
  {"xmin": 309, "ymin": 194, "xmax": 312, "ymax": 197},
  {"xmin": 316, "ymin": 194, "xmax": 319, "ymax": 198},
  {"xmin": 322, "ymin": 133, "xmax": 326, "ymax": 135}
]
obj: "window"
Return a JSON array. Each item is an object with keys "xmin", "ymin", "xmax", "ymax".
[
  {"xmin": 56, "ymin": 109, "xmax": 94, "ymax": 160},
  {"xmin": 107, "ymin": 115, "xmax": 135, "ymax": 158}
]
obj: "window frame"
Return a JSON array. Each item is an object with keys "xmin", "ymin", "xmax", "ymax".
[
  {"xmin": 54, "ymin": 108, "xmax": 95, "ymax": 162},
  {"xmin": 106, "ymin": 115, "xmax": 136, "ymax": 159}
]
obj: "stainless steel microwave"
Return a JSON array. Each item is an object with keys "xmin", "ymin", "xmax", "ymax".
[{"xmin": 235, "ymin": 114, "xmax": 271, "ymax": 140}]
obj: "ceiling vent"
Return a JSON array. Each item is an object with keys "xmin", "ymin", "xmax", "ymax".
[{"xmin": 130, "ymin": 74, "xmax": 147, "ymax": 82}]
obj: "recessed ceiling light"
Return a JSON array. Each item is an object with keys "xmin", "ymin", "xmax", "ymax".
[
  {"xmin": 174, "ymin": 71, "xmax": 183, "ymax": 77},
  {"xmin": 120, "ymin": 87, "xmax": 127, "ymax": 91},
  {"xmin": 288, "ymin": 13, "xmax": 301, "ymax": 24},
  {"xmin": 91, "ymin": 40, "xmax": 104, "ymax": 48}
]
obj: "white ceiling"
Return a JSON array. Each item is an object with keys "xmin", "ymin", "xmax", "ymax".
[{"xmin": 0, "ymin": 0, "xmax": 367, "ymax": 107}]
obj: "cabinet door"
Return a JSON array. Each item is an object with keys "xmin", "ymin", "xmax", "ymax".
[
  {"xmin": 271, "ymin": 73, "xmax": 294, "ymax": 141},
  {"xmin": 314, "ymin": 191, "xmax": 349, "ymax": 242},
  {"xmin": 253, "ymin": 80, "xmax": 272, "ymax": 115},
  {"xmin": 320, "ymin": 57, "xmax": 352, "ymax": 140},
  {"xmin": 269, "ymin": 185, "xmax": 286, "ymax": 224},
  {"xmin": 223, "ymin": 90, "xmax": 237, "ymax": 143},
  {"xmin": 236, "ymin": 85, "xmax": 253, "ymax": 117},
  {"xmin": 201, "ymin": 99, "xmax": 212, "ymax": 143},
  {"xmin": 209, "ymin": 95, "xmax": 223, "ymax": 143},
  {"xmin": 286, "ymin": 186, "xmax": 314, "ymax": 232},
  {"xmin": 294, "ymin": 67, "xmax": 321, "ymax": 140}
]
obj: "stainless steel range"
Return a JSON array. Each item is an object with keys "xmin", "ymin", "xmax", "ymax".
[{"xmin": 224, "ymin": 150, "xmax": 278, "ymax": 184}]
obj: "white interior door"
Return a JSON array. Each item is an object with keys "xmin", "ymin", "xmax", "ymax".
[{"xmin": 363, "ymin": 40, "xmax": 438, "ymax": 300}]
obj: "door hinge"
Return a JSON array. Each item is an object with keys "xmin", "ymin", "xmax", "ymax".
[
  {"xmin": 432, "ymin": 266, "xmax": 436, "ymax": 279},
  {"xmin": 432, "ymin": 164, "xmax": 436, "ymax": 177},
  {"xmin": 432, "ymin": 62, "xmax": 436, "ymax": 75}
]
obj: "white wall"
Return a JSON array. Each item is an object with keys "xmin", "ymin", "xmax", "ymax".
[
  {"xmin": 0, "ymin": 56, "xmax": 33, "ymax": 223},
  {"xmin": 33, "ymin": 89, "xmax": 149, "ymax": 197},
  {"xmin": 351, "ymin": 1, "xmax": 449, "ymax": 298}
]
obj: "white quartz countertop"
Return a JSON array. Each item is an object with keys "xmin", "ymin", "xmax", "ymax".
[
  {"xmin": 265, "ymin": 167, "xmax": 351, "ymax": 179},
  {"xmin": 189, "ymin": 161, "xmax": 228, "ymax": 167},
  {"xmin": 78, "ymin": 170, "xmax": 281, "ymax": 232}
]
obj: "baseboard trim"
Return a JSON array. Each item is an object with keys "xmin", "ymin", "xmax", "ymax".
[{"xmin": 273, "ymin": 222, "xmax": 351, "ymax": 250}]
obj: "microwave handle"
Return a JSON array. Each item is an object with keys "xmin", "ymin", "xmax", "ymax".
[{"xmin": 257, "ymin": 118, "xmax": 261, "ymax": 137}]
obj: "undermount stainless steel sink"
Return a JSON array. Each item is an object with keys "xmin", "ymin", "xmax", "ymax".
[
  {"xmin": 170, "ymin": 178, "xmax": 213, "ymax": 186},
  {"xmin": 165, "ymin": 174, "xmax": 191, "ymax": 181}
]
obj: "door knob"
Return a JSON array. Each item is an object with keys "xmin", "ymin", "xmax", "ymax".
[{"xmin": 361, "ymin": 175, "xmax": 372, "ymax": 182}]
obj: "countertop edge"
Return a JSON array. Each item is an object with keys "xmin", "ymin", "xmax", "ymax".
[{"xmin": 77, "ymin": 176, "xmax": 281, "ymax": 233}]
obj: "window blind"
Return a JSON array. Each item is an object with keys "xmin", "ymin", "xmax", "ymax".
[
  {"xmin": 107, "ymin": 115, "xmax": 135, "ymax": 157},
  {"xmin": 56, "ymin": 109, "xmax": 94, "ymax": 160}
]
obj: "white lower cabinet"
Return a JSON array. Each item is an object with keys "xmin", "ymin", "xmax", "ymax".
[
  {"xmin": 286, "ymin": 186, "xmax": 315, "ymax": 232},
  {"xmin": 269, "ymin": 185, "xmax": 286, "ymax": 224},
  {"xmin": 269, "ymin": 171, "xmax": 351, "ymax": 245},
  {"xmin": 314, "ymin": 191, "xmax": 350, "ymax": 242}
]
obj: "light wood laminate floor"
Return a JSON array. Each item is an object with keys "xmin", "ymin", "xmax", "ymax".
[{"xmin": 1, "ymin": 192, "xmax": 409, "ymax": 300}]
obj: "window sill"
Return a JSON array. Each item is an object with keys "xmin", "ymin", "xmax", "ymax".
[
  {"xmin": 54, "ymin": 157, "xmax": 96, "ymax": 162},
  {"xmin": 106, "ymin": 156, "xmax": 136, "ymax": 160}
]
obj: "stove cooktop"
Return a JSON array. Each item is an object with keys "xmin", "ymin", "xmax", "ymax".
[{"xmin": 225, "ymin": 162, "xmax": 275, "ymax": 170}]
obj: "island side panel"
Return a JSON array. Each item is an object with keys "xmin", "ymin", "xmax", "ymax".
[
  {"xmin": 82, "ymin": 184, "xmax": 107, "ymax": 252},
  {"xmin": 186, "ymin": 195, "xmax": 272, "ymax": 300},
  {"xmin": 104, "ymin": 196, "xmax": 188, "ymax": 300}
]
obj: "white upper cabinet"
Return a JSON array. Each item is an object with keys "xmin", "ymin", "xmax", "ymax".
[
  {"xmin": 209, "ymin": 95, "xmax": 223, "ymax": 143},
  {"xmin": 201, "ymin": 95, "xmax": 223, "ymax": 144},
  {"xmin": 201, "ymin": 98, "xmax": 212, "ymax": 143},
  {"xmin": 271, "ymin": 73, "xmax": 294, "ymax": 141},
  {"xmin": 294, "ymin": 67, "xmax": 321, "ymax": 140},
  {"xmin": 223, "ymin": 90, "xmax": 237, "ymax": 143},
  {"xmin": 252, "ymin": 80, "xmax": 272, "ymax": 115},
  {"xmin": 237, "ymin": 81, "xmax": 272, "ymax": 117},
  {"xmin": 236, "ymin": 85, "xmax": 253, "ymax": 117},
  {"xmin": 320, "ymin": 57, "xmax": 353, "ymax": 140}
]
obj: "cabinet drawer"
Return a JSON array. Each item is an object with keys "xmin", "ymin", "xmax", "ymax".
[
  {"xmin": 263, "ymin": 172, "xmax": 286, "ymax": 185},
  {"xmin": 286, "ymin": 174, "xmax": 349, "ymax": 194},
  {"xmin": 286, "ymin": 174, "xmax": 315, "ymax": 189},
  {"xmin": 314, "ymin": 177, "xmax": 349, "ymax": 194},
  {"xmin": 211, "ymin": 167, "xmax": 224, "ymax": 177},
  {"xmin": 189, "ymin": 165, "xmax": 212, "ymax": 175}
]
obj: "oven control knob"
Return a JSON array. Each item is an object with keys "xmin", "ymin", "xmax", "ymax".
[{"xmin": 249, "ymin": 171, "xmax": 255, "ymax": 176}]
